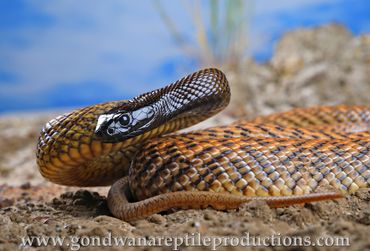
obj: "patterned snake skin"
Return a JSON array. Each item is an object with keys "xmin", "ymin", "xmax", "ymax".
[{"xmin": 36, "ymin": 68, "xmax": 370, "ymax": 221}]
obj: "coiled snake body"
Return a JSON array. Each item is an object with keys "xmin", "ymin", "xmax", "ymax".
[{"xmin": 36, "ymin": 69, "xmax": 370, "ymax": 221}]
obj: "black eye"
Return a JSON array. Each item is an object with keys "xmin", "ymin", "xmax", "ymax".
[
  {"xmin": 107, "ymin": 128, "xmax": 115, "ymax": 135},
  {"xmin": 119, "ymin": 114, "xmax": 131, "ymax": 126}
]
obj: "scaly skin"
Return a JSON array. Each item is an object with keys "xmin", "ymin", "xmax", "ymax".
[{"xmin": 36, "ymin": 69, "xmax": 370, "ymax": 221}]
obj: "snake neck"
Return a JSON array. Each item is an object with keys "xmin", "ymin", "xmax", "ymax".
[{"xmin": 36, "ymin": 68, "xmax": 230, "ymax": 186}]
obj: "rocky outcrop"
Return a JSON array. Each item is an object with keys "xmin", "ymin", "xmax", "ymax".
[{"xmin": 228, "ymin": 24, "xmax": 370, "ymax": 118}]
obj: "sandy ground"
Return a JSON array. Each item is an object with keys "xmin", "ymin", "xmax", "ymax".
[{"xmin": 1, "ymin": 25, "xmax": 370, "ymax": 250}]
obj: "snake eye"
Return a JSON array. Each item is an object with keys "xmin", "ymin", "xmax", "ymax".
[
  {"xmin": 107, "ymin": 128, "xmax": 115, "ymax": 135},
  {"xmin": 118, "ymin": 114, "xmax": 131, "ymax": 127}
]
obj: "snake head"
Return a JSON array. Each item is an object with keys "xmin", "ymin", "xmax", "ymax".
[
  {"xmin": 94, "ymin": 106, "xmax": 156, "ymax": 142},
  {"xmin": 94, "ymin": 68, "xmax": 229, "ymax": 143}
]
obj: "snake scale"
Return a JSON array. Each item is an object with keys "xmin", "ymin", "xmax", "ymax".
[{"xmin": 36, "ymin": 68, "xmax": 370, "ymax": 221}]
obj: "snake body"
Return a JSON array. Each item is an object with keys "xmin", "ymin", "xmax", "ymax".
[{"xmin": 36, "ymin": 68, "xmax": 370, "ymax": 221}]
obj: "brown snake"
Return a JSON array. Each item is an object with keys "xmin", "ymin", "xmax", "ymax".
[{"xmin": 36, "ymin": 68, "xmax": 370, "ymax": 221}]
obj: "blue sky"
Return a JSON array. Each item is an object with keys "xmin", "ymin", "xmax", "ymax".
[{"xmin": 0, "ymin": 0, "xmax": 369, "ymax": 113}]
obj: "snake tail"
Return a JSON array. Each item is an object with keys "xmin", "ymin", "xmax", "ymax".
[{"xmin": 107, "ymin": 177, "xmax": 343, "ymax": 221}]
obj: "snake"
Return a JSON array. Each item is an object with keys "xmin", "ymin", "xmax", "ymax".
[{"xmin": 36, "ymin": 68, "xmax": 370, "ymax": 221}]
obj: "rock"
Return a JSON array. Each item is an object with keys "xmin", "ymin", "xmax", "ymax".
[{"xmin": 227, "ymin": 24, "xmax": 370, "ymax": 118}]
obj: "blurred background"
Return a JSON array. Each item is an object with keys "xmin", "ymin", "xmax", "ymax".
[{"xmin": 1, "ymin": 0, "xmax": 370, "ymax": 116}]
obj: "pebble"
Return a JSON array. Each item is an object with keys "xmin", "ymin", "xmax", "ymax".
[
  {"xmin": 20, "ymin": 182, "xmax": 31, "ymax": 189},
  {"xmin": 72, "ymin": 198, "xmax": 86, "ymax": 206},
  {"xmin": 147, "ymin": 214, "xmax": 166, "ymax": 224}
]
